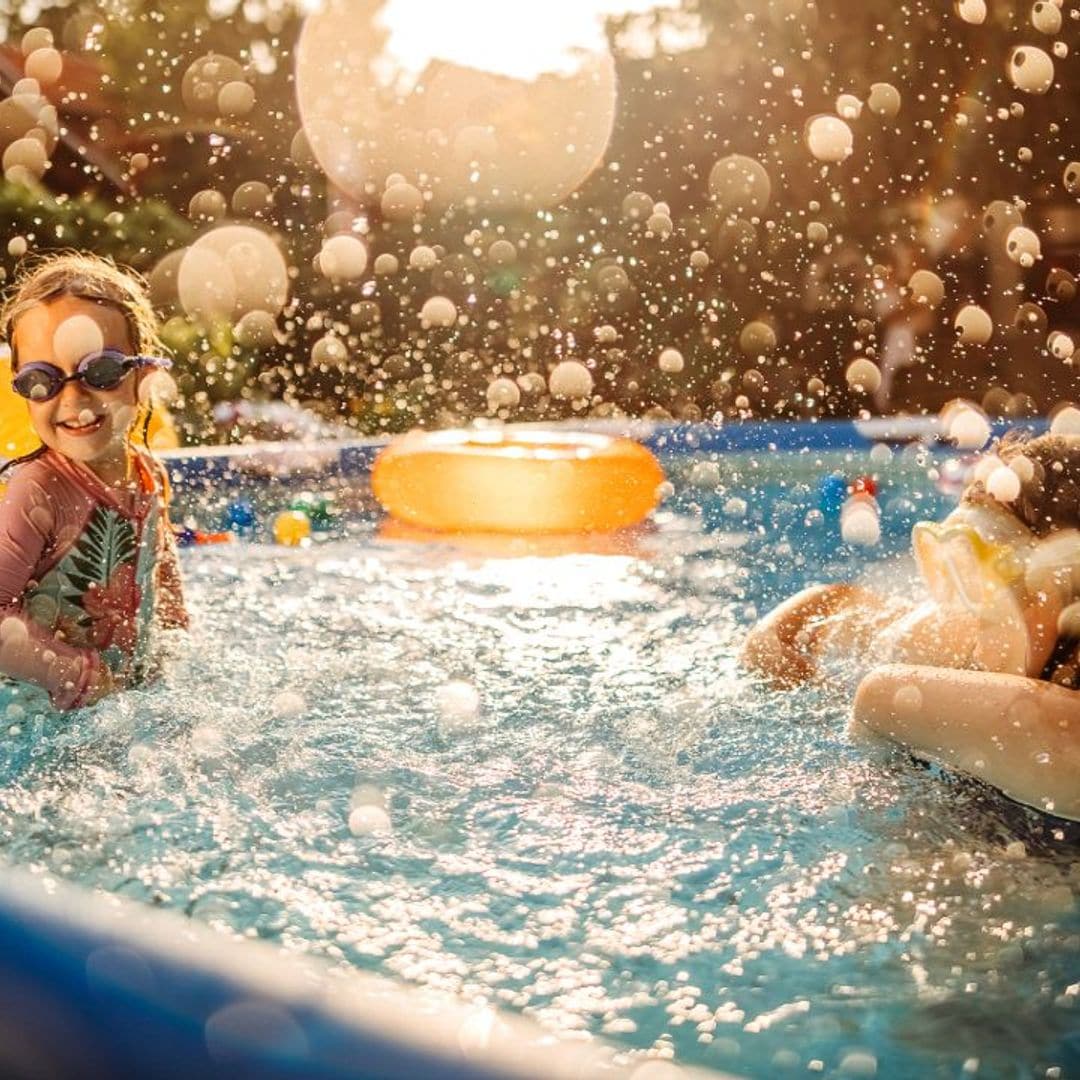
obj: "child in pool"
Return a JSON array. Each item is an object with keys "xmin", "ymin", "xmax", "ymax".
[
  {"xmin": 743, "ymin": 432, "xmax": 1080, "ymax": 819},
  {"xmin": 0, "ymin": 252, "xmax": 187, "ymax": 711}
]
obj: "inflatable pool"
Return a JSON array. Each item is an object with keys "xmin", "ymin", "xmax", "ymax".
[{"xmin": 0, "ymin": 421, "xmax": 1074, "ymax": 1080}]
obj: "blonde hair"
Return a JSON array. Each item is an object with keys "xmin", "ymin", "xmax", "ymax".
[
  {"xmin": 962, "ymin": 432, "xmax": 1080, "ymax": 536},
  {"xmin": 1, "ymin": 250, "xmax": 165, "ymax": 366}
]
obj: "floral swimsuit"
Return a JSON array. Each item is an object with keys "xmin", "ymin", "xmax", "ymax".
[{"xmin": 0, "ymin": 448, "xmax": 186, "ymax": 710}]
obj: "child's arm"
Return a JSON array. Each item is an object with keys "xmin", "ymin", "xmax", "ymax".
[
  {"xmin": 851, "ymin": 663, "xmax": 1080, "ymax": 821},
  {"xmin": 0, "ymin": 471, "xmax": 106, "ymax": 709},
  {"xmin": 741, "ymin": 583, "xmax": 913, "ymax": 687}
]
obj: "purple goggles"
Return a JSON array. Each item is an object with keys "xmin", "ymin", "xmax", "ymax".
[{"xmin": 12, "ymin": 349, "xmax": 172, "ymax": 403}]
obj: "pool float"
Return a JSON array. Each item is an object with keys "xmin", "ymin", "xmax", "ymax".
[
  {"xmin": 1, "ymin": 355, "xmax": 179, "ymax": 462},
  {"xmin": 372, "ymin": 428, "xmax": 665, "ymax": 534}
]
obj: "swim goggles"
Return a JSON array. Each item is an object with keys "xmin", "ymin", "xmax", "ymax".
[{"xmin": 11, "ymin": 349, "xmax": 172, "ymax": 403}]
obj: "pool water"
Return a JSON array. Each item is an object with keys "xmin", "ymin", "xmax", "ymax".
[{"xmin": 1, "ymin": 448, "xmax": 1077, "ymax": 1079}]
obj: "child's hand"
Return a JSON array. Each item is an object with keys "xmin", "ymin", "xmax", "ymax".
[
  {"xmin": 82, "ymin": 663, "xmax": 120, "ymax": 706},
  {"xmin": 742, "ymin": 583, "xmax": 875, "ymax": 687}
]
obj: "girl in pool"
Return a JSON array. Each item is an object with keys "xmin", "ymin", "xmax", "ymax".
[
  {"xmin": 0, "ymin": 252, "xmax": 187, "ymax": 711},
  {"xmin": 743, "ymin": 432, "xmax": 1080, "ymax": 819}
]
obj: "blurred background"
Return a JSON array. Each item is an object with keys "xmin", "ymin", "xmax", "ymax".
[{"xmin": 0, "ymin": 0, "xmax": 1077, "ymax": 443}]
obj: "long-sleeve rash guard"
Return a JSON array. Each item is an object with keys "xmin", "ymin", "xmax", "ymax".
[{"xmin": 0, "ymin": 447, "xmax": 187, "ymax": 710}]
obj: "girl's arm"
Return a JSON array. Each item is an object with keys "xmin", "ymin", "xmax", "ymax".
[
  {"xmin": 0, "ymin": 470, "xmax": 105, "ymax": 709},
  {"xmin": 852, "ymin": 663, "xmax": 1080, "ymax": 821},
  {"xmin": 742, "ymin": 583, "xmax": 912, "ymax": 687}
]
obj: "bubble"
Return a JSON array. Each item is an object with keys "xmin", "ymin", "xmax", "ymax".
[
  {"xmin": 708, "ymin": 154, "xmax": 771, "ymax": 216},
  {"xmin": 1063, "ymin": 162, "xmax": 1080, "ymax": 195},
  {"xmin": 373, "ymin": 253, "xmax": 399, "ymax": 275},
  {"xmin": 217, "ymin": 80, "xmax": 255, "ymax": 118},
  {"xmin": 1050, "ymin": 405, "xmax": 1080, "ymax": 436},
  {"xmin": 296, "ymin": 5, "xmax": 617, "ymax": 210},
  {"xmin": 835, "ymin": 93, "xmax": 862, "ymax": 119},
  {"xmin": 231, "ymin": 180, "xmax": 272, "ymax": 217},
  {"xmin": 1013, "ymin": 301, "xmax": 1047, "ymax": 332},
  {"xmin": 955, "ymin": 0, "xmax": 987, "ymax": 23},
  {"xmin": 838, "ymin": 1050, "xmax": 878, "ymax": 1078},
  {"xmin": 892, "ymin": 684, "xmax": 923, "ymax": 714},
  {"xmin": 645, "ymin": 211, "xmax": 673, "ymax": 237},
  {"xmin": 954, "ymin": 304, "xmax": 993, "ymax": 344},
  {"xmin": 739, "ymin": 321, "xmax": 777, "ymax": 354},
  {"xmin": 319, "ymin": 234, "xmax": 368, "ymax": 281},
  {"xmin": 189, "ymin": 188, "xmax": 227, "ymax": 221},
  {"xmin": 908, "ymin": 269, "xmax": 945, "ymax": 307},
  {"xmin": 806, "ymin": 115, "xmax": 854, "ymax": 163},
  {"xmin": 986, "ymin": 465, "xmax": 1022, "ymax": 503},
  {"xmin": 311, "ymin": 335, "xmax": 347, "ymax": 367},
  {"xmin": 409, "ymin": 245, "xmax": 438, "ymax": 270},
  {"xmin": 658, "ymin": 347, "xmax": 684, "ymax": 374},
  {"xmin": 381, "ymin": 182, "xmax": 424, "ymax": 221},
  {"xmin": 21, "ymin": 27, "xmax": 53, "ymax": 54},
  {"xmin": 182, "ymin": 53, "xmax": 246, "ymax": 116},
  {"xmin": 867, "ymin": 82, "xmax": 901, "ymax": 117},
  {"xmin": 486, "ymin": 377, "xmax": 520, "ymax": 410},
  {"xmin": 234, "ymin": 310, "xmax": 278, "ymax": 349},
  {"xmin": 806, "ymin": 221, "xmax": 828, "ymax": 244},
  {"xmin": 548, "ymin": 360, "xmax": 593, "ymax": 400},
  {"xmin": 420, "ymin": 296, "xmax": 457, "ymax": 328},
  {"xmin": 2, "ymin": 137, "xmax": 48, "ymax": 178},
  {"xmin": 1047, "ymin": 267, "xmax": 1077, "ymax": 301},
  {"xmin": 846, "ymin": 357, "xmax": 881, "ymax": 394},
  {"xmin": 689, "ymin": 249, "xmax": 710, "ymax": 270},
  {"xmin": 946, "ymin": 404, "xmax": 992, "ymax": 448},
  {"xmin": 1053, "ymin": 41, "xmax": 1068, "ymax": 59},
  {"xmin": 138, "ymin": 370, "xmax": 178, "ymax": 408},
  {"xmin": 1031, "ymin": 1, "xmax": 1062, "ymax": 34},
  {"xmin": 724, "ymin": 496, "xmax": 748, "ymax": 518},
  {"xmin": 1005, "ymin": 225, "xmax": 1041, "ymax": 267},
  {"xmin": 24, "ymin": 47, "xmax": 62, "ymax": 86},
  {"xmin": 434, "ymin": 680, "xmax": 481, "ymax": 726},
  {"xmin": 7, "ymin": 236, "xmax": 27, "ymax": 258},
  {"xmin": 128, "ymin": 152, "xmax": 150, "ymax": 173},
  {"xmin": 178, "ymin": 225, "xmax": 288, "ymax": 324},
  {"xmin": 982, "ymin": 199, "xmax": 1023, "ymax": 238},
  {"xmin": 621, "ymin": 191, "xmax": 654, "ymax": 221},
  {"xmin": 270, "ymin": 690, "xmax": 306, "ymax": 718},
  {"xmin": 594, "ymin": 325, "xmax": 618, "ymax": 344},
  {"xmin": 1007, "ymin": 46, "xmax": 1055, "ymax": 94},
  {"xmin": 52, "ymin": 315, "xmax": 104, "ymax": 366},
  {"xmin": 488, "ymin": 239, "xmax": 516, "ymax": 265},
  {"xmin": 348, "ymin": 804, "xmax": 391, "ymax": 836},
  {"xmin": 1048, "ymin": 331, "xmax": 1075, "ymax": 360}
]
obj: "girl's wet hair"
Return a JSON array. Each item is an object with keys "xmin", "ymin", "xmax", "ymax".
[
  {"xmin": 0, "ymin": 250, "xmax": 165, "ymax": 367},
  {"xmin": 962, "ymin": 432, "xmax": 1080, "ymax": 536}
]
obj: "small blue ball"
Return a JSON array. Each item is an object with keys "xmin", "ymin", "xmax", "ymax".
[
  {"xmin": 818, "ymin": 473, "xmax": 848, "ymax": 516},
  {"xmin": 225, "ymin": 500, "xmax": 256, "ymax": 531}
]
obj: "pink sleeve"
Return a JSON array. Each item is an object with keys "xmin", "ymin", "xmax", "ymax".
[{"xmin": 0, "ymin": 467, "xmax": 100, "ymax": 710}]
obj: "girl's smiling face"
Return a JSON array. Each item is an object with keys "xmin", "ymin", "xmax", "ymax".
[{"xmin": 11, "ymin": 295, "xmax": 140, "ymax": 475}]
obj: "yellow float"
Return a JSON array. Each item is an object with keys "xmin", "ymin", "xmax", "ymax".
[
  {"xmin": 371, "ymin": 428, "xmax": 665, "ymax": 534},
  {"xmin": 0, "ymin": 355, "xmax": 179, "ymax": 462}
]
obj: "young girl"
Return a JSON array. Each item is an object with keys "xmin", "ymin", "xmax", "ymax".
[
  {"xmin": 0, "ymin": 252, "xmax": 187, "ymax": 711},
  {"xmin": 744, "ymin": 432, "xmax": 1080, "ymax": 819}
]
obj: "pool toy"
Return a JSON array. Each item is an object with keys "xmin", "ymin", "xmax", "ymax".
[
  {"xmin": 174, "ymin": 527, "xmax": 232, "ymax": 547},
  {"xmin": 289, "ymin": 491, "xmax": 336, "ymax": 529},
  {"xmin": 371, "ymin": 428, "xmax": 665, "ymax": 534},
  {"xmin": 0, "ymin": 354, "xmax": 180, "ymax": 461},
  {"xmin": 224, "ymin": 500, "xmax": 257, "ymax": 533},
  {"xmin": 273, "ymin": 509, "xmax": 312, "ymax": 546},
  {"xmin": 817, "ymin": 473, "xmax": 848, "ymax": 516}
]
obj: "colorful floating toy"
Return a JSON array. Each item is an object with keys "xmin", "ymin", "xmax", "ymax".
[
  {"xmin": 372, "ymin": 428, "xmax": 665, "ymax": 534},
  {"xmin": 273, "ymin": 509, "xmax": 312, "ymax": 546},
  {"xmin": 174, "ymin": 527, "xmax": 232, "ymax": 547}
]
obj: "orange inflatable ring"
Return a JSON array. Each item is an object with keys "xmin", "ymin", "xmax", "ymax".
[{"xmin": 371, "ymin": 428, "xmax": 665, "ymax": 534}]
